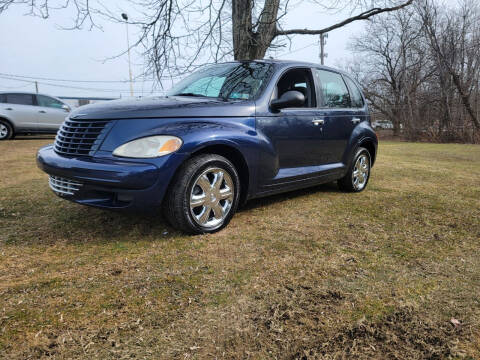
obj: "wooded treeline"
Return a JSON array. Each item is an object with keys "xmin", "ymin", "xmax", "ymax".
[{"xmin": 348, "ymin": 0, "xmax": 480, "ymax": 143}]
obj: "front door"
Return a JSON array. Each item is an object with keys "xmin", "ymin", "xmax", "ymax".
[
  {"xmin": 257, "ymin": 68, "xmax": 329, "ymax": 187},
  {"xmin": 36, "ymin": 95, "xmax": 69, "ymax": 131}
]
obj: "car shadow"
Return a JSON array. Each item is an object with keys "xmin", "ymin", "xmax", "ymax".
[
  {"xmin": 40, "ymin": 182, "xmax": 341, "ymax": 241},
  {"xmin": 9, "ymin": 182, "xmax": 342, "ymax": 245}
]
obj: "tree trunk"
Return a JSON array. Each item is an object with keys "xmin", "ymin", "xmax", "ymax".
[
  {"xmin": 392, "ymin": 107, "xmax": 402, "ymax": 137},
  {"xmin": 450, "ymin": 72, "xmax": 480, "ymax": 130},
  {"xmin": 232, "ymin": 0, "xmax": 253, "ymax": 60},
  {"xmin": 232, "ymin": 0, "xmax": 280, "ymax": 60}
]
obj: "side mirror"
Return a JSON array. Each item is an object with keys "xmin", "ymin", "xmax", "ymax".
[
  {"xmin": 62, "ymin": 104, "xmax": 71, "ymax": 112},
  {"xmin": 270, "ymin": 90, "xmax": 305, "ymax": 111}
]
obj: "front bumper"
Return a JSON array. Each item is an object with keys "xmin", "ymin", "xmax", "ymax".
[{"xmin": 36, "ymin": 144, "xmax": 183, "ymax": 210}]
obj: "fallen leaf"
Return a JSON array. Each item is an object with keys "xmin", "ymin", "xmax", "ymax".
[{"xmin": 450, "ymin": 317, "xmax": 461, "ymax": 327}]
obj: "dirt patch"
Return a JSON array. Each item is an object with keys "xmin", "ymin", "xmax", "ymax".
[
  {"xmin": 228, "ymin": 284, "xmax": 467, "ymax": 359},
  {"xmin": 213, "ymin": 284, "xmax": 346, "ymax": 358},
  {"xmin": 292, "ymin": 308, "xmax": 465, "ymax": 360}
]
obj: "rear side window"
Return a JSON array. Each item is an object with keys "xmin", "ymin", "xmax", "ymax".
[
  {"xmin": 37, "ymin": 95, "xmax": 65, "ymax": 109},
  {"xmin": 5, "ymin": 94, "xmax": 35, "ymax": 106},
  {"xmin": 314, "ymin": 69, "xmax": 351, "ymax": 108},
  {"xmin": 344, "ymin": 76, "xmax": 364, "ymax": 108}
]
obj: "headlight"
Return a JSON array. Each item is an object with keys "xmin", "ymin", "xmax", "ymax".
[{"xmin": 113, "ymin": 135, "xmax": 182, "ymax": 158}]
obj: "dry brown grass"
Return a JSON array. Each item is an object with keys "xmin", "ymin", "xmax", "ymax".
[{"xmin": 0, "ymin": 138, "xmax": 479, "ymax": 359}]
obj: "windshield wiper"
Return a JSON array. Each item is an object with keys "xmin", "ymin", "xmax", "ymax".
[{"xmin": 174, "ymin": 93, "xmax": 207, "ymax": 97}]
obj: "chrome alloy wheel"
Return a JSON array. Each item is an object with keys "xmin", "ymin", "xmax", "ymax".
[
  {"xmin": 189, "ymin": 167, "xmax": 234, "ymax": 228},
  {"xmin": 352, "ymin": 153, "xmax": 370, "ymax": 191},
  {"xmin": 0, "ymin": 124, "xmax": 8, "ymax": 139}
]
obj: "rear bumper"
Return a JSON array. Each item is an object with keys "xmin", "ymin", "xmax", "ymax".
[{"xmin": 36, "ymin": 144, "xmax": 183, "ymax": 210}]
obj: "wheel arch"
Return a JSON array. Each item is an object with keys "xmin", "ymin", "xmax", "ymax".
[
  {"xmin": 184, "ymin": 143, "xmax": 251, "ymax": 206},
  {"xmin": 0, "ymin": 116, "xmax": 15, "ymax": 138},
  {"xmin": 0, "ymin": 116, "xmax": 15, "ymax": 130},
  {"xmin": 358, "ymin": 137, "xmax": 377, "ymax": 167}
]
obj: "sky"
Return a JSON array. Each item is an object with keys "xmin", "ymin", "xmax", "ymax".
[{"xmin": 0, "ymin": 1, "xmax": 365, "ymax": 98}]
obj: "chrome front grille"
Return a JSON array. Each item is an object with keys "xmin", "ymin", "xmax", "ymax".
[
  {"xmin": 49, "ymin": 175, "xmax": 83, "ymax": 196},
  {"xmin": 54, "ymin": 118, "xmax": 111, "ymax": 156}
]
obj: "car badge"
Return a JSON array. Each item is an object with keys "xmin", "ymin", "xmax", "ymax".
[{"xmin": 71, "ymin": 113, "xmax": 87, "ymax": 119}]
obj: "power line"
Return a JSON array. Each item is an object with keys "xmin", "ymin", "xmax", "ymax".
[
  {"xmin": 0, "ymin": 82, "xmax": 32, "ymax": 90},
  {"xmin": 0, "ymin": 72, "xmax": 153, "ymax": 84},
  {"xmin": 276, "ymin": 41, "xmax": 318, "ymax": 57},
  {"xmin": 0, "ymin": 75, "xmax": 161, "ymax": 94}
]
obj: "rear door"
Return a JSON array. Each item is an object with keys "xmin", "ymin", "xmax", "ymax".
[
  {"xmin": 343, "ymin": 74, "xmax": 367, "ymax": 127},
  {"xmin": 313, "ymin": 69, "xmax": 359, "ymax": 164},
  {"xmin": 1, "ymin": 93, "xmax": 37, "ymax": 130},
  {"xmin": 36, "ymin": 95, "xmax": 69, "ymax": 131}
]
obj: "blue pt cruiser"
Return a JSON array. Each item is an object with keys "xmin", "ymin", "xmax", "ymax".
[{"xmin": 37, "ymin": 60, "xmax": 377, "ymax": 234}]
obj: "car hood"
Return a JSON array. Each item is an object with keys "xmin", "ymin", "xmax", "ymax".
[{"xmin": 69, "ymin": 96, "xmax": 256, "ymax": 120}]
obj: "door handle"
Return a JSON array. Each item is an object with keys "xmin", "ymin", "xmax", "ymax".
[
  {"xmin": 312, "ymin": 118, "xmax": 325, "ymax": 126},
  {"xmin": 5, "ymin": 108, "xmax": 13, "ymax": 110},
  {"xmin": 39, "ymin": 110, "xmax": 47, "ymax": 113},
  {"xmin": 351, "ymin": 117, "xmax": 361, "ymax": 124}
]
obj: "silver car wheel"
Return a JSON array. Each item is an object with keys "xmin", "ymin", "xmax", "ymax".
[
  {"xmin": 189, "ymin": 167, "xmax": 234, "ymax": 228},
  {"xmin": 352, "ymin": 153, "xmax": 370, "ymax": 191},
  {"xmin": 0, "ymin": 124, "xmax": 8, "ymax": 139}
]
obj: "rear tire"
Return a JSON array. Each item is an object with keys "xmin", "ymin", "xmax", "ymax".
[
  {"xmin": 338, "ymin": 147, "xmax": 371, "ymax": 192},
  {"xmin": 0, "ymin": 120, "xmax": 13, "ymax": 140},
  {"xmin": 163, "ymin": 154, "xmax": 240, "ymax": 234}
]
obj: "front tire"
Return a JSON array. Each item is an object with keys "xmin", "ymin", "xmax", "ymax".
[
  {"xmin": 0, "ymin": 120, "xmax": 13, "ymax": 140},
  {"xmin": 163, "ymin": 154, "xmax": 240, "ymax": 234},
  {"xmin": 338, "ymin": 147, "xmax": 371, "ymax": 192}
]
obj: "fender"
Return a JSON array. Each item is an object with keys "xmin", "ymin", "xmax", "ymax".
[{"xmin": 176, "ymin": 121, "xmax": 271, "ymax": 199}]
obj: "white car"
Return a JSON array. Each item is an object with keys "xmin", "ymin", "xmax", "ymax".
[
  {"xmin": 0, "ymin": 92, "xmax": 71, "ymax": 140},
  {"xmin": 372, "ymin": 120, "xmax": 394, "ymax": 129}
]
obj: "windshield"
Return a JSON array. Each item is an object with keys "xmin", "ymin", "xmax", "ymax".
[{"xmin": 167, "ymin": 62, "xmax": 272, "ymax": 100}]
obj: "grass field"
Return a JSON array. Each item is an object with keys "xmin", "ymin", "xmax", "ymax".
[{"xmin": 0, "ymin": 138, "xmax": 479, "ymax": 359}]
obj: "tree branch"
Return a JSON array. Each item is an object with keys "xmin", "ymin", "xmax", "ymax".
[{"xmin": 275, "ymin": 0, "xmax": 414, "ymax": 37}]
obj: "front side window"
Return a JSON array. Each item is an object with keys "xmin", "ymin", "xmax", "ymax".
[
  {"xmin": 5, "ymin": 93, "xmax": 34, "ymax": 106},
  {"xmin": 37, "ymin": 95, "xmax": 65, "ymax": 109},
  {"xmin": 314, "ymin": 69, "xmax": 351, "ymax": 108},
  {"xmin": 275, "ymin": 68, "xmax": 316, "ymax": 107},
  {"xmin": 343, "ymin": 76, "xmax": 364, "ymax": 108},
  {"xmin": 167, "ymin": 62, "xmax": 272, "ymax": 100}
]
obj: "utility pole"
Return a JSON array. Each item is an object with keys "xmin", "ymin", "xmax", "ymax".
[
  {"xmin": 121, "ymin": 13, "xmax": 134, "ymax": 97},
  {"xmin": 35, "ymin": 81, "xmax": 39, "ymax": 93},
  {"xmin": 319, "ymin": 33, "xmax": 328, "ymax": 65}
]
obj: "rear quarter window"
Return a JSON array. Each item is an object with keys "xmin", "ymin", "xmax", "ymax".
[
  {"xmin": 5, "ymin": 94, "xmax": 35, "ymax": 106},
  {"xmin": 344, "ymin": 76, "xmax": 365, "ymax": 108}
]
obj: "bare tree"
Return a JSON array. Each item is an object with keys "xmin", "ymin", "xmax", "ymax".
[
  {"xmin": 350, "ymin": 8, "xmax": 428, "ymax": 136},
  {"xmin": 348, "ymin": 0, "xmax": 480, "ymax": 143},
  {"xmin": 417, "ymin": 0, "xmax": 480, "ymax": 131},
  {"xmin": 0, "ymin": 0, "xmax": 413, "ymax": 80}
]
